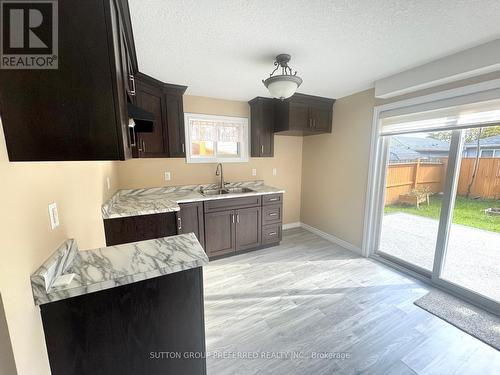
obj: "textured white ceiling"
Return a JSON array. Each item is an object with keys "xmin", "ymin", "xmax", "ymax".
[{"xmin": 129, "ymin": 0, "xmax": 500, "ymax": 101}]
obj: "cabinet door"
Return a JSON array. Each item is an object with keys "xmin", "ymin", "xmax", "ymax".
[
  {"xmin": 288, "ymin": 100, "xmax": 311, "ymax": 131},
  {"xmin": 235, "ymin": 207, "xmax": 261, "ymax": 251},
  {"xmin": 135, "ymin": 80, "xmax": 169, "ymax": 157},
  {"xmin": 259, "ymin": 99, "xmax": 274, "ymax": 156},
  {"xmin": 0, "ymin": 0, "xmax": 132, "ymax": 161},
  {"xmin": 250, "ymin": 97, "xmax": 275, "ymax": 157},
  {"xmin": 204, "ymin": 210, "xmax": 235, "ymax": 257},
  {"xmin": 119, "ymin": 25, "xmax": 134, "ymax": 102},
  {"xmin": 177, "ymin": 202, "xmax": 205, "ymax": 249},
  {"xmin": 310, "ymin": 102, "xmax": 332, "ymax": 133},
  {"xmin": 166, "ymin": 94, "xmax": 186, "ymax": 157},
  {"xmin": 109, "ymin": 0, "xmax": 132, "ymax": 160}
]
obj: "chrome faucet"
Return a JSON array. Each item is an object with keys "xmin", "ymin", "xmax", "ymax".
[{"xmin": 215, "ymin": 163, "xmax": 224, "ymax": 190}]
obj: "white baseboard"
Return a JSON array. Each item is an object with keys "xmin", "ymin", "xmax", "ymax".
[
  {"xmin": 282, "ymin": 222, "xmax": 301, "ymax": 230},
  {"xmin": 299, "ymin": 222, "xmax": 362, "ymax": 255}
]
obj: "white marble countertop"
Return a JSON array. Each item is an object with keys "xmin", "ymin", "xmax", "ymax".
[
  {"xmin": 31, "ymin": 233, "xmax": 208, "ymax": 305},
  {"xmin": 102, "ymin": 180, "xmax": 285, "ymax": 219}
]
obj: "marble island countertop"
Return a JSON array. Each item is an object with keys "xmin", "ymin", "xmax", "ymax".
[
  {"xmin": 31, "ymin": 233, "xmax": 208, "ymax": 305},
  {"xmin": 102, "ymin": 180, "xmax": 285, "ymax": 219}
]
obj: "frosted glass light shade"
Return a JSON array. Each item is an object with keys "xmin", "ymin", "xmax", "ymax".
[{"xmin": 263, "ymin": 75, "xmax": 302, "ymax": 100}]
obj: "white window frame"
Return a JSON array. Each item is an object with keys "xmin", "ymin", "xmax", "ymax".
[
  {"xmin": 480, "ymin": 148, "xmax": 494, "ymax": 157},
  {"xmin": 184, "ymin": 113, "xmax": 249, "ymax": 164},
  {"xmin": 363, "ymin": 78, "xmax": 500, "ymax": 314}
]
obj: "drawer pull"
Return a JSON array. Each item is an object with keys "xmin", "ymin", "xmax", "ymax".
[
  {"xmin": 268, "ymin": 232, "xmax": 277, "ymax": 236},
  {"xmin": 269, "ymin": 212, "xmax": 278, "ymax": 216},
  {"xmin": 268, "ymin": 198, "xmax": 278, "ymax": 201}
]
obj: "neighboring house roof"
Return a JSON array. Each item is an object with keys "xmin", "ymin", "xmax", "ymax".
[
  {"xmin": 389, "ymin": 136, "xmax": 449, "ymax": 161},
  {"xmin": 464, "ymin": 134, "xmax": 500, "ymax": 148},
  {"xmin": 392, "ymin": 136, "xmax": 450, "ymax": 152}
]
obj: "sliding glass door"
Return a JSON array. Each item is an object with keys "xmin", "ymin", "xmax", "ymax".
[
  {"xmin": 371, "ymin": 98, "xmax": 500, "ymax": 312},
  {"xmin": 378, "ymin": 131, "xmax": 451, "ymax": 273},
  {"xmin": 439, "ymin": 127, "xmax": 500, "ymax": 303}
]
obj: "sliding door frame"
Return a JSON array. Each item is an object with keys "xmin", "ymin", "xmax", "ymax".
[{"xmin": 363, "ymin": 80, "xmax": 500, "ymax": 315}]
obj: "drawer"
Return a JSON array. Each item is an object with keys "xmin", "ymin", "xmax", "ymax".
[
  {"xmin": 204, "ymin": 195, "xmax": 261, "ymax": 213},
  {"xmin": 262, "ymin": 224, "xmax": 282, "ymax": 244},
  {"xmin": 262, "ymin": 204, "xmax": 282, "ymax": 225},
  {"xmin": 262, "ymin": 193, "xmax": 282, "ymax": 206}
]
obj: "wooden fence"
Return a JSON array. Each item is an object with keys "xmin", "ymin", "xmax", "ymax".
[{"xmin": 385, "ymin": 158, "xmax": 500, "ymax": 205}]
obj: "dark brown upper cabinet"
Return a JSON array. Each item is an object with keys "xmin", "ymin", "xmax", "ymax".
[
  {"xmin": 165, "ymin": 91, "xmax": 187, "ymax": 158},
  {"xmin": 0, "ymin": 0, "xmax": 138, "ymax": 161},
  {"xmin": 132, "ymin": 73, "xmax": 187, "ymax": 158},
  {"xmin": 274, "ymin": 93, "xmax": 335, "ymax": 136},
  {"xmin": 133, "ymin": 73, "xmax": 169, "ymax": 157},
  {"xmin": 249, "ymin": 97, "xmax": 274, "ymax": 157}
]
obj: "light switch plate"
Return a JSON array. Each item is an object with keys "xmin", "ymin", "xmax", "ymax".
[
  {"xmin": 48, "ymin": 202, "xmax": 59, "ymax": 230},
  {"xmin": 252, "ymin": 168, "xmax": 257, "ymax": 176},
  {"xmin": 272, "ymin": 168, "xmax": 277, "ymax": 176},
  {"xmin": 164, "ymin": 171, "xmax": 171, "ymax": 181}
]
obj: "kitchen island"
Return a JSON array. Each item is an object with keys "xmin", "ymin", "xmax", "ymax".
[{"xmin": 31, "ymin": 233, "xmax": 209, "ymax": 375}]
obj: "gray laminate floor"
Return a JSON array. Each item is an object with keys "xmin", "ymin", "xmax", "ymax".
[{"xmin": 203, "ymin": 227, "xmax": 500, "ymax": 375}]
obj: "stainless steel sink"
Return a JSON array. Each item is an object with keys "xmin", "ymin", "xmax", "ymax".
[
  {"xmin": 225, "ymin": 187, "xmax": 254, "ymax": 194},
  {"xmin": 200, "ymin": 187, "xmax": 254, "ymax": 196},
  {"xmin": 200, "ymin": 188, "xmax": 229, "ymax": 196}
]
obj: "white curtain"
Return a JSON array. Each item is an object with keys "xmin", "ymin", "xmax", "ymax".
[{"xmin": 190, "ymin": 119, "xmax": 241, "ymax": 142}]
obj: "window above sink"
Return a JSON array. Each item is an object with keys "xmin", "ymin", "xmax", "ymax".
[{"xmin": 184, "ymin": 113, "xmax": 249, "ymax": 163}]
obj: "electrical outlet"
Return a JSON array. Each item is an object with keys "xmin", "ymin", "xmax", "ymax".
[
  {"xmin": 164, "ymin": 171, "xmax": 171, "ymax": 181},
  {"xmin": 272, "ymin": 168, "xmax": 277, "ymax": 176},
  {"xmin": 252, "ymin": 168, "xmax": 257, "ymax": 176},
  {"xmin": 106, "ymin": 176, "xmax": 111, "ymax": 190},
  {"xmin": 48, "ymin": 202, "xmax": 59, "ymax": 230}
]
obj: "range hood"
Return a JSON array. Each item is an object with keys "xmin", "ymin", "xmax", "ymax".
[{"xmin": 127, "ymin": 102, "xmax": 154, "ymax": 132}]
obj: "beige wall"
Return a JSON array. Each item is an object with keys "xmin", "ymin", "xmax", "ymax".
[
  {"xmin": 117, "ymin": 95, "xmax": 303, "ymax": 224},
  {"xmin": 0, "ymin": 124, "xmax": 119, "ymax": 375},
  {"xmin": 301, "ymin": 89, "xmax": 375, "ymax": 249}
]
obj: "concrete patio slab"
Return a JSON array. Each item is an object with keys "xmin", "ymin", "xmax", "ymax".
[{"xmin": 379, "ymin": 212, "xmax": 499, "ymax": 302}]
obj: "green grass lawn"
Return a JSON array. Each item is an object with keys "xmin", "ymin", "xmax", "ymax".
[{"xmin": 385, "ymin": 196, "xmax": 500, "ymax": 233}]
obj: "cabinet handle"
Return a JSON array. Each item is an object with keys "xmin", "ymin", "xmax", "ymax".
[
  {"xmin": 130, "ymin": 127, "xmax": 137, "ymax": 147},
  {"xmin": 261, "ymin": 145, "xmax": 264, "ymax": 155},
  {"xmin": 269, "ymin": 212, "xmax": 278, "ymax": 216},
  {"xmin": 268, "ymin": 232, "xmax": 277, "ymax": 236},
  {"xmin": 182, "ymin": 143, "xmax": 185, "ymax": 153},
  {"xmin": 309, "ymin": 118, "xmax": 313, "ymax": 128},
  {"xmin": 232, "ymin": 214, "xmax": 235, "ymax": 224},
  {"xmin": 142, "ymin": 140, "xmax": 146, "ymax": 153},
  {"xmin": 268, "ymin": 198, "xmax": 278, "ymax": 202},
  {"xmin": 177, "ymin": 217, "xmax": 182, "ymax": 231},
  {"xmin": 236, "ymin": 214, "xmax": 240, "ymax": 223},
  {"xmin": 129, "ymin": 75, "xmax": 136, "ymax": 96}
]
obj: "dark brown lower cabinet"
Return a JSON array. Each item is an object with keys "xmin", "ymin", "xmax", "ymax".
[
  {"xmin": 204, "ymin": 207, "xmax": 262, "ymax": 257},
  {"xmin": 177, "ymin": 202, "xmax": 205, "ymax": 249},
  {"xmin": 103, "ymin": 194, "xmax": 282, "ymax": 257},
  {"xmin": 103, "ymin": 212, "xmax": 177, "ymax": 246},
  {"xmin": 204, "ymin": 210, "xmax": 236, "ymax": 257},
  {"xmin": 235, "ymin": 207, "xmax": 262, "ymax": 251},
  {"xmin": 40, "ymin": 267, "xmax": 206, "ymax": 375},
  {"xmin": 262, "ymin": 223, "xmax": 282, "ymax": 244}
]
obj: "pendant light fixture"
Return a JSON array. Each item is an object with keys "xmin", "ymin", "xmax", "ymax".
[{"xmin": 262, "ymin": 54, "xmax": 302, "ymax": 100}]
